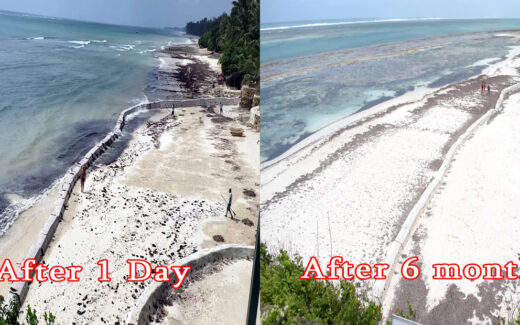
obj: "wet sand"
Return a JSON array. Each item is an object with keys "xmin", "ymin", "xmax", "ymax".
[{"xmin": 0, "ymin": 186, "xmax": 60, "ymax": 296}]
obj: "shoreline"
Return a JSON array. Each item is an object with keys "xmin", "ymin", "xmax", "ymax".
[
  {"xmin": 19, "ymin": 103, "xmax": 258, "ymax": 322},
  {"xmin": 260, "ymin": 30, "xmax": 520, "ymax": 167},
  {"xmin": 0, "ymin": 37, "xmax": 227, "ymax": 247},
  {"xmin": 0, "ymin": 39, "xmax": 189, "ymax": 273},
  {"xmin": 1, "ymin": 39, "xmax": 256, "ymax": 301},
  {"xmin": 261, "ymin": 42, "xmax": 520, "ymax": 171},
  {"xmin": 383, "ymin": 82, "xmax": 520, "ymax": 324},
  {"xmin": 10, "ymin": 41, "xmax": 259, "ymax": 322},
  {"xmin": 260, "ymin": 40, "xmax": 520, "ymax": 320}
]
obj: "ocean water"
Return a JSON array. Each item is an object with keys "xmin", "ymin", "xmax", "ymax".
[
  {"xmin": 0, "ymin": 10, "xmax": 189, "ymax": 232},
  {"xmin": 261, "ymin": 18, "xmax": 520, "ymax": 162}
]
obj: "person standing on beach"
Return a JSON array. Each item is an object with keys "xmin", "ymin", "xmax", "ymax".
[
  {"xmin": 80, "ymin": 167, "xmax": 86, "ymax": 193},
  {"xmin": 481, "ymin": 80, "xmax": 485, "ymax": 92},
  {"xmin": 171, "ymin": 103, "xmax": 175, "ymax": 117},
  {"xmin": 487, "ymin": 84, "xmax": 491, "ymax": 95},
  {"xmin": 220, "ymin": 102, "xmax": 223, "ymax": 115},
  {"xmin": 225, "ymin": 188, "xmax": 233, "ymax": 218}
]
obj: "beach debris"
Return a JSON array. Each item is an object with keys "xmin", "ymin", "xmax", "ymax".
[
  {"xmin": 213, "ymin": 235, "xmax": 225, "ymax": 242},
  {"xmin": 211, "ymin": 115, "xmax": 232, "ymax": 123},
  {"xmin": 230, "ymin": 127, "xmax": 244, "ymax": 137},
  {"xmin": 241, "ymin": 218, "xmax": 254, "ymax": 227},
  {"xmin": 243, "ymin": 189, "xmax": 256, "ymax": 197},
  {"xmin": 145, "ymin": 115, "xmax": 179, "ymax": 148}
]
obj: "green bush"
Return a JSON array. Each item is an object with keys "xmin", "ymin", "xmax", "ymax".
[
  {"xmin": 502, "ymin": 309, "xmax": 520, "ymax": 325},
  {"xmin": 260, "ymin": 245, "xmax": 382, "ymax": 324},
  {"xmin": 187, "ymin": 0, "xmax": 259, "ymax": 88},
  {"xmin": 0, "ymin": 296, "xmax": 55, "ymax": 325}
]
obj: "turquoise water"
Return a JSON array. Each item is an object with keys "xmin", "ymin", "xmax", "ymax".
[
  {"xmin": 260, "ymin": 18, "xmax": 520, "ymax": 162},
  {"xmin": 0, "ymin": 10, "xmax": 189, "ymax": 231}
]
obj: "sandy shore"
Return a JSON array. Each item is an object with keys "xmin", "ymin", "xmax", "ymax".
[
  {"xmin": 152, "ymin": 259, "xmax": 253, "ymax": 324},
  {"xmin": 8, "ymin": 44, "xmax": 259, "ymax": 323},
  {"xmin": 21, "ymin": 105, "xmax": 258, "ymax": 322},
  {"xmin": 0, "ymin": 186, "xmax": 61, "ymax": 296},
  {"xmin": 261, "ymin": 44, "xmax": 520, "ymax": 321},
  {"xmin": 0, "ymin": 44, "xmax": 236, "ymax": 299},
  {"xmin": 384, "ymin": 92, "xmax": 520, "ymax": 323}
]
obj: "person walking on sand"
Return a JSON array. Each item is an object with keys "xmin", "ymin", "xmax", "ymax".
[
  {"xmin": 80, "ymin": 167, "xmax": 86, "ymax": 193},
  {"xmin": 220, "ymin": 102, "xmax": 223, "ymax": 115},
  {"xmin": 225, "ymin": 188, "xmax": 233, "ymax": 218},
  {"xmin": 487, "ymin": 84, "xmax": 491, "ymax": 95},
  {"xmin": 482, "ymin": 81, "xmax": 486, "ymax": 93},
  {"xmin": 481, "ymin": 80, "xmax": 485, "ymax": 92},
  {"xmin": 171, "ymin": 103, "xmax": 175, "ymax": 117}
]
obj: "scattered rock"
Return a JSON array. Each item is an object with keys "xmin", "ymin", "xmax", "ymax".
[
  {"xmin": 241, "ymin": 218, "xmax": 254, "ymax": 227},
  {"xmin": 213, "ymin": 235, "xmax": 225, "ymax": 242}
]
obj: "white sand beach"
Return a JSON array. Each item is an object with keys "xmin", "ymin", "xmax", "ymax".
[
  {"xmin": 384, "ymin": 91, "xmax": 520, "ymax": 324},
  {"xmin": 155, "ymin": 259, "xmax": 253, "ymax": 324},
  {"xmin": 261, "ymin": 45, "xmax": 520, "ymax": 322},
  {"xmin": 21, "ymin": 105, "xmax": 258, "ymax": 323}
]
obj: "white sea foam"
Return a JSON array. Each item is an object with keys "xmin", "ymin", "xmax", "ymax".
[
  {"xmin": 125, "ymin": 103, "xmax": 149, "ymax": 121},
  {"xmin": 0, "ymin": 177, "xmax": 63, "ymax": 236},
  {"xmin": 69, "ymin": 40, "xmax": 91, "ymax": 45},
  {"xmin": 138, "ymin": 49, "xmax": 155, "ymax": 54},
  {"xmin": 120, "ymin": 44, "xmax": 135, "ymax": 51},
  {"xmin": 158, "ymin": 57, "xmax": 166, "ymax": 68},
  {"xmin": 261, "ymin": 18, "xmax": 443, "ymax": 31},
  {"xmin": 466, "ymin": 57, "xmax": 501, "ymax": 68},
  {"xmin": 92, "ymin": 39, "xmax": 108, "ymax": 43},
  {"xmin": 110, "ymin": 44, "xmax": 135, "ymax": 52},
  {"xmin": 26, "ymin": 36, "xmax": 45, "ymax": 40}
]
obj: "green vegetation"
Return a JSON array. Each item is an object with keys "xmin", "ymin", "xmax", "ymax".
[
  {"xmin": 502, "ymin": 309, "xmax": 520, "ymax": 325},
  {"xmin": 186, "ymin": 16, "xmax": 223, "ymax": 37},
  {"xmin": 0, "ymin": 296, "xmax": 55, "ymax": 325},
  {"xmin": 260, "ymin": 244, "xmax": 382, "ymax": 324},
  {"xmin": 395, "ymin": 300, "xmax": 416, "ymax": 321},
  {"xmin": 185, "ymin": 0, "xmax": 259, "ymax": 88}
]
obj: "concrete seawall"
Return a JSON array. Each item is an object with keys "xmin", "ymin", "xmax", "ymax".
[
  {"xmin": 6, "ymin": 97, "xmax": 240, "ymax": 306},
  {"xmin": 125, "ymin": 244, "xmax": 254, "ymax": 325}
]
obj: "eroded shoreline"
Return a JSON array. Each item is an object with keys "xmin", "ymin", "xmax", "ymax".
[{"xmin": 1, "ymin": 43, "xmax": 259, "ymax": 323}]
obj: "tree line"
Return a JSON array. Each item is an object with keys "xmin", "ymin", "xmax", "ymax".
[{"xmin": 185, "ymin": 0, "xmax": 259, "ymax": 88}]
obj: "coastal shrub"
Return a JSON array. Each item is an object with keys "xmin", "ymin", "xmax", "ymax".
[
  {"xmin": 186, "ymin": 16, "xmax": 222, "ymax": 37},
  {"xmin": 0, "ymin": 296, "xmax": 55, "ymax": 325},
  {"xmin": 395, "ymin": 300, "xmax": 416, "ymax": 321},
  {"xmin": 502, "ymin": 308, "xmax": 520, "ymax": 325},
  {"xmin": 260, "ymin": 244, "xmax": 382, "ymax": 324},
  {"xmin": 186, "ymin": 0, "xmax": 259, "ymax": 88}
]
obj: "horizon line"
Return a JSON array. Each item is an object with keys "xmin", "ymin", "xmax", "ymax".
[
  {"xmin": 0, "ymin": 8, "xmax": 185, "ymax": 30},
  {"xmin": 260, "ymin": 17, "xmax": 520, "ymax": 31}
]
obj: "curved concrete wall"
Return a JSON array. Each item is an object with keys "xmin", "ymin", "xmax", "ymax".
[
  {"xmin": 495, "ymin": 83, "xmax": 520, "ymax": 111},
  {"xmin": 6, "ymin": 97, "xmax": 240, "ymax": 307},
  {"xmin": 125, "ymin": 244, "xmax": 254, "ymax": 325},
  {"xmin": 372, "ymin": 83, "xmax": 520, "ymax": 302}
]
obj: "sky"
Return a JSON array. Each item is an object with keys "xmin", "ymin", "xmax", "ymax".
[
  {"xmin": 0, "ymin": 0, "xmax": 233, "ymax": 28},
  {"xmin": 262, "ymin": 0, "xmax": 520, "ymax": 24}
]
